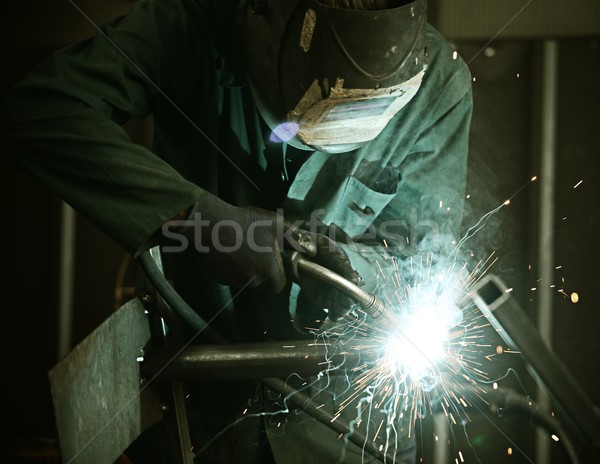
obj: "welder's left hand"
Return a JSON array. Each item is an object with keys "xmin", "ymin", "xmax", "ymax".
[{"xmin": 293, "ymin": 234, "xmax": 362, "ymax": 332}]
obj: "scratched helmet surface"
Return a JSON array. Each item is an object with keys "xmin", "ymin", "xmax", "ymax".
[{"xmin": 244, "ymin": 0, "xmax": 428, "ymax": 153}]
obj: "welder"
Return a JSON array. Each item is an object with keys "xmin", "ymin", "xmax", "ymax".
[{"xmin": 1, "ymin": 0, "xmax": 472, "ymax": 462}]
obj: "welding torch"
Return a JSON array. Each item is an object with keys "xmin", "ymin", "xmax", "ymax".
[{"xmin": 283, "ymin": 250, "xmax": 399, "ymax": 329}]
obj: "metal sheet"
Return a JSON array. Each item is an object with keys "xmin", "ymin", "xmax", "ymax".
[{"xmin": 48, "ymin": 298, "xmax": 161, "ymax": 464}]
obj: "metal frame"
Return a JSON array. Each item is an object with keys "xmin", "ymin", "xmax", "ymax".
[
  {"xmin": 139, "ymin": 247, "xmax": 599, "ymax": 463},
  {"xmin": 470, "ymin": 273, "xmax": 600, "ymax": 459},
  {"xmin": 139, "ymin": 287, "xmax": 403, "ymax": 464}
]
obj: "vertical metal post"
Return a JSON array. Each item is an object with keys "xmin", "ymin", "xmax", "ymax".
[
  {"xmin": 535, "ymin": 39, "xmax": 558, "ymax": 464},
  {"xmin": 57, "ymin": 201, "xmax": 76, "ymax": 360},
  {"xmin": 433, "ymin": 412, "xmax": 449, "ymax": 464},
  {"xmin": 145, "ymin": 246, "xmax": 195, "ymax": 464}
]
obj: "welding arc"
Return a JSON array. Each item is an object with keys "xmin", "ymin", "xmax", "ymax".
[{"xmin": 137, "ymin": 249, "xmax": 405, "ymax": 464}]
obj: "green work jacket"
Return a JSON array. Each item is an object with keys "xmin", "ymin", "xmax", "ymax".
[{"xmin": 2, "ymin": 0, "xmax": 472, "ymax": 462}]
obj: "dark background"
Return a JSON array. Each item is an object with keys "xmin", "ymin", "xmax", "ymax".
[{"xmin": 1, "ymin": 1, "xmax": 599, "ymax": 463}]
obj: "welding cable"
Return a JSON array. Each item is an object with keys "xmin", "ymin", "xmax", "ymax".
[
  {"xmin": 492, "ymin": 388, "xmax": 581, "ymax": 464},
  {"xmin": 137, "ymin": 250, "xmax": 226, "ymax": 344},
  {"xmin": 434, "ymin": 381, "xmax": 581, "ymax": 464},
  {"xmin": 136, "ymin": 248, "xmax": 402, "ymax": 464}
]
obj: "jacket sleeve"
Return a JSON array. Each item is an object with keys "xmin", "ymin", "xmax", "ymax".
[{"xmin": 0, "ymin": 0, "xmax": 215, "ymax": 256}]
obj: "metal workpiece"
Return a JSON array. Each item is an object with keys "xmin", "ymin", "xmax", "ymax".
[
  {"xmin": 48, "ymin": 298, "xmax": 163, "ymax": 464},
  {"xmin": 138, "ymin": 248, "xmax": 400, "ymax": 463},
  {"xmin": 470, "ymin": 274, "xmax": 600, "ymax": 457},
  {"xmin": 141, "ymin": 339, "xmax": 376, "ymax": 381},
  {"xmin": 141, "ymin": 336, "xmax": 403, "ymax": 463},
  {"xmin": 260, "ymin": 377, "xmax": 408, "ymax": 464}
]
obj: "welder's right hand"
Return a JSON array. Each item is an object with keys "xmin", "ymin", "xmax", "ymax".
[{"xmin": 162, "ymin": 193, "xmax": 316, "ymax": 293}]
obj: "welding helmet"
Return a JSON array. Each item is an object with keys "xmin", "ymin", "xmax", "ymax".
[{"xmin": 244, "ymin": 0, "xmax": 428, "ymax": 153}]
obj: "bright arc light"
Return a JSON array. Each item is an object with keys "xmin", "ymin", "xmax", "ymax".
[{"xmin": 385, "ymin": 295, "xmax": 460, "ymax": 383}]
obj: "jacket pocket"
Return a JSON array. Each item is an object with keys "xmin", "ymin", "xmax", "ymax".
[{"xmin": 323, "ymin": 174, "xmax": 399, "ymax": 238}]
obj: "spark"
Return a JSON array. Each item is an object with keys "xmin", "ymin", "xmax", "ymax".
[
  {"xmin": 251, "ymin": 174, "xmax": 549, "ymax": 461},
  {"xmin": 297, "ymin": 174, "xmax": 545, "ymax": 458},
  {"xmin": 301, "ymin": 248, "xmax": 504, "ymax": 458}
]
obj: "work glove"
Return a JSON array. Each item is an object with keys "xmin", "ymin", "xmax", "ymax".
[
  {"xmin": 163, "ymin": 192, "xmax": 316, "ymax": 293},
  {"xmin": 292, "ymin": 234, "xmax": 363, "ymax": 332}
]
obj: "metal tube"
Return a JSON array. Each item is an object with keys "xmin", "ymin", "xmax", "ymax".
[
  {"xmin": 142, "ymin": 339, "xmax": 374, "ymax": 381},
  {"xmin": 294, "ymin": 255, "xmax": 387, "ymax": 318},
  {"xmin": 261, "ymin": 377, "xmax": 406, "ymax": 464},
  {"xmin": 168, "ymin": 381, "xmax": 195, "ymax": 464},
  {"xmin": 432, "ymin": 412, "xmax": 449, "ymax": 464},
  {"xmin": 296, "ymin": 257, "xmax": 385, "ymax": 317},
  {"xmin": 138, "ymin": 249, "xmax": 397, "ymax": 463},
  {"xmin": 57, "ymin": 201, "xmax": 76, "ymax": 360},
  {"xmin": 293, "ymin": 255, "xmax": 409, "ymax": 338},
  {"xmin": 470, "ymin": 274, "xmax": 600, "ymax": 456},
  {"xmin": 142, "ymin": 340, "xmax": 403, "ymax": 462},
  {"xmin": 536, "ymin": 38, "xmax": 559, "ymax": 463}
]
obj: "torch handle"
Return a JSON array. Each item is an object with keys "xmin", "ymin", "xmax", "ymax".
[{"xmin": 284, "ymin": 251, "xmax": 387, "ymax": 319}]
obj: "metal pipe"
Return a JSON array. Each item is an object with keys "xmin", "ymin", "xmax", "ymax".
[
  {"xmin": 432, "ymin": 412, "xmax": 449, "ymax": 464},
  {"xmin": 57, "ymin": 201, "xmax": 76, "ymax": 360},
  {"xmin": 141, "ymin": 338, "xmax": 401, "ymax": 462},
  {"xmin": 138, "ymin": 249, "xmax": 396, "ymax": 463},
  {"xmin": 261, "ymin": 377, "xmax": 405, "ymax": 463},
  {"xmin": 536, "ymin": 38, "xmax": 559, "ymax": 464},
  {"xmin": 142, "ymin": 339, "xmax": 374, "ymax": 381},
  {"xmin": 470, "ymin": 274, "xmax": 600, "ymax": 457},
  {"xmin": 292, "ymin": 254, "xmax": 409, "ymax": 337}
]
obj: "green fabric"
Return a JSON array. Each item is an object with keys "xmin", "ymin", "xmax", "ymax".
[
  {"xmin": 1, "ymin": 0, "xmax": 244, "ymax": 255},
  {"xmin": 1, "ymin": 0, "xmax": 471, "ymax": 257},
  {"xmin": 1, "ymin": 0, "xmax": 472, "ymax": 462}
]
